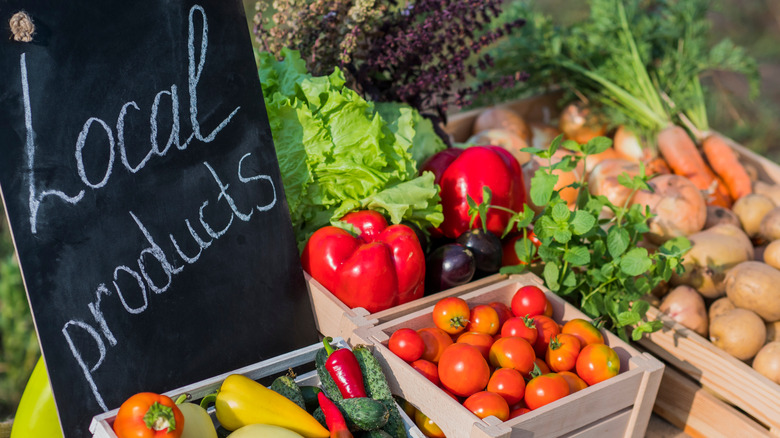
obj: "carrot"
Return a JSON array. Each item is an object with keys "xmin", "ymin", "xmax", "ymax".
[
  {"xmin": 701, "ymin": 134, "xmax": 753, "ymax": 201},
  {"xmin": 657, "ymin": 125, "xmax": 732, "ymax": 208}
]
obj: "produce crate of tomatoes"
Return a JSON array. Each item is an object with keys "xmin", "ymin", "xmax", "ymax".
[{"xmin": 353, "ymin": 274, "xmax": 664, "ymax": 438}]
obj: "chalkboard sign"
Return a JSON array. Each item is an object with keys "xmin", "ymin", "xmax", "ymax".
[{"xmin": 0, "ymin": 2, "xmax": 319, "ymax": 437}]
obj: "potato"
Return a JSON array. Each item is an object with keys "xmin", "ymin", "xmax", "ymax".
[
  {"xmin": 473, "ymin": 107, "xmax": 532, "ymax": 144},
  {"xmin": 588, "ymin": 159, "xmax": 640, "ymax": 211},
  {"xmin": 659, "ymin": 285, "xmax": 708, "ymax": 337},
  {"xmin": 732, "ymin": 193, "xmax": 775, "ymax": 238},
  {"xmin": 725, "ymin": 261, "xmax": 780, "ymax": 322},
  {"xmin": 760, "ymin": 207, "xmax": 780, "ymax": 242},
  {"xmin": 763, "ymin": 240, "xmax": 780, "ymax": 270},
  {"xmin": 704, "ymin": 205, "xmax": 741, "ymax": 230},
  {"xmin": 767, "ymin": 321, "xmax": 780, "ymax": 343},
  {"xmin": 529, "ymin": 122, "xmax": 561, "ymax": 149},
  {"xmin": 752, "ymin": 342, "xmax": 780, "ymax": 384},
  {"xmin": 468, "ymin": 129, "xmax": 531, "ymax": 165},
  {"xmin": 754, "ymin": 181, "xmax": 780, "ymax": 205},
  {"xmin": 709, "ymin": 308, "xmax": 766, "ymax": 361},
  {"xmin": 709, "ymin": 297, "xmax": 735, "ymax": 322},
  {"xmin": 630, "ymin": 174, "xmax": 707, "ymax": 244},
  {"xmin": 670, "ymin": 224, "xmax": 754, "ymax": 298}
]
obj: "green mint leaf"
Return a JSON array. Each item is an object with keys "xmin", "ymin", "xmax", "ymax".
[
  {"xmin": 551, "ymin": 203, "xmax": 570, "ymax": 223},
  {"xmin": 562, "ymin": 139, "xmax": 581, "ymax": 153},
  {"xmin": 514, "ymin": 237, "xmax": 538, "ymax": 264},
  {"xmin": 537, "ymin": 244, "xmax": 559, "ymax": 261},
  {"xmin": 659, "ymin": 236, "xmax": 692, "ymax": 257},
  {"xmin": 583, "ymin": 136, "xmax": 612, "ymax": 156},
  {"xmin": 521, "ymin": 146, "xmax": 548, "ymax": 156},
  {"xmin": 617, "ymin": 310, "xmax": 641, "ymax": 328},
  {"xmin": 616, "ymin": 173, "xmax": 634, "ymax": 189},
  {"xmin": 500, "ymin": 264, "xmax": 529, "ymax": 275},
  {"xmin": 536, "ymin": 216, "xmax": 557, "ymax": 241},
  {"xmin": 514, "ymin": 206, "xmax": 535, "ymax": 229},
  {"xmin": 562, "ymin": 269, "xmax": 578, "ymax": 287},
  {"xmin": 632, "ymin": 320, "xmax": 663, "ymax": 341},
  {"xmin": 632, "ymin": 299, "xmax": 650, "ymax": 317},
  {"xmin": 553, "ymin": 228, "xmax": 573, "ymax": 244},
  {"xmin": 564, "ymin": 245, "xmax": 591, "ymax": 266},
  {"xmin": 544, "ymin": 262, "xmax": 560, "ymax": 291},
  {"xmin": 548, "ymin": 134, "xmax": 563, "ymax": 156},
  {"xmin": 550, "ymin": 155, "xmax": 578, "ymax": 172},
  {"xmin": 607, "ymin": 227, "xmax": 630, "ymax": 258},
  {"xmin": 530, "ymin": 171, "xmax": 558, "ymax": 207},
  {"xmin": 620, "ymin": 248, "xmax": 652, "ymax": 276},
  {"xmin": 571, "ymin": 210, "xmax": 596, "ymax": 235}
]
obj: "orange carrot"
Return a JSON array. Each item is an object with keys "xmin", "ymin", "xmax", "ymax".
[
  {"xmin": 657, "ymin": 125, "xmax": 732, "ymax": 208},
  {"xmin": 701, "ymin": 134, "xmax": 753, "ymax": 201}
]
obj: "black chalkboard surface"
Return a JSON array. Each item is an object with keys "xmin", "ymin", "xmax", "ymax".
[{"xmin": 0, "ymin": 1, "xmax": 319, "ymax": 437}]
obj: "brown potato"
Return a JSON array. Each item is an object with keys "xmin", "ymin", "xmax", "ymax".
[
  {"xmin": 709, "ymin": 308, "xmax": 766, "ymax": 361},
  {"xmin": 753, "ymin": 342, "xmax": 780, "ymax": 384},
  {"xmin": 659, "ymin": 285, "xmax": 708, "ymax": 337},
  {"xmin": 704, "ymin": 205, "xmax": 741, "ymax": 230},
  {"xmin": 630, "ymin": 174, "xmax": 707, "ymax": 244},
  {"xmin": 725, "ymin": 261, "xmax": 780, "ymax": 322},
  {"xmin": 761, "ymin": 207, "xmax": 780, "ymax": 242},
  {"xmin": 767, "ymin": 321, "xmax": 780, "ymax": 343},
  {"xmin": 473, "ymin": 107, "xmax": 532, "ymax": 144},
  {"xmin": 763, "ymin": 240, "xmax": 780, "ymax": 270},
  {"xmin": 754, "ymin": 181, "xmax": 780, "ymax": 205},
  {"xmin": 588, "ymin": 159, "xmax": 640, "ymax": 211},
  {"xmin": 709, "ymin": 297, "xmax": 736, "ymax": 322},
  {"xmin": 732, "ymin": 193, "xmax": 775, "ymax": 238},
  {"xmin": 529, "ymin": 122, "xmax": 561, "ymax": 150}
]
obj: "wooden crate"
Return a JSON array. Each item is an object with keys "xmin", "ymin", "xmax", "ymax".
[
  {"xmin": 353, "ymin": 274, "xmax": 664, "ymax": 438},
  {"xmin": 89, "ymin": 338, "xmax": 423, "ymax": 438}
]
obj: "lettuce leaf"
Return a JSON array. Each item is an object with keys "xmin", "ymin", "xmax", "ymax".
[{"xmin": 259, "ymin": 48, "xmax": 445, "ymax": 247}]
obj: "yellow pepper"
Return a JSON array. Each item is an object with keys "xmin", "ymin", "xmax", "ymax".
[{"xmin": 206, "ymin": 374, "xmax": 329, "ymax": 438}]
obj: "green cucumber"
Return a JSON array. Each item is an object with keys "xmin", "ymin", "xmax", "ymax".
[
  {"xmin": 379, "ymin": 399, "xmax": 407, "ymax": 438},
  {"xmin": 312, "ymin": 397, "xmax": 389, "ymax": 432},
  {"xmin": 315, "ymin": 346, "xmax": 343, "ymax": 401},
  {"xmin": 299, "ymin": 385, "xmax": 323, "ymax": 413},
  {"xmin": 351, "ymin": 346, "xmax": 405, "ymax": 438},
  {"xmin": 269, "ymin": 375, "xmax": 306, "ymax": 410},
  {"xmin": 358, "ymin": 430, "xmax": 394, "ymax": 438}
]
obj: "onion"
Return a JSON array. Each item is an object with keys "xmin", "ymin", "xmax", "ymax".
[
  {"xmin": 613, "ymin": 126, "xmax": 644, "ymax": 162},
  {"xmin": 529, "ymin": 122, "xmax": 562, "ymax": 149},
  {"xmin": 558, "ymin": 102, "xmax": 607, "ymax": 144},
  {"xmin": 588, "ymin": 159, "xmax": 641, "ymax": 209},
  {"xmin": 630, "ymin": 174, "xmax": 707, "ymax": 244},
  {"xmin": 468, "ymin": 129, "xmax": 531, "ymax": 165},
  {"xmin": 473, "ymin": 107, "xmax": 532, "ymax": 144}
]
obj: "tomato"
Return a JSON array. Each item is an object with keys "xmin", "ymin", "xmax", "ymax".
[
  {"xmin": 558, "ymin": 371, "xmax": 589, "ymax": 393},
  {"xmin": 411, "ymin": 359, "xmax": 440, "ymax": 386},
  {"xmin": 511, "ymin": 285, "xmax": 548, "ymax": 318},
  {"xmin": 534, "ymin": 358, "xmax": 551, "ymax": 375},
  {"xmin": 576, "ymin": 344, "xmax": 620, "ymax": 386},
  {"xmin": 543, "ymin": 300, "xmax": 554, "ymax": 318},
  {"xmin": 466, "ymin": 305, "xmax": 500, "ymax": 335},
  {"xmin": 113, "ymin": 392, "xmax": 184, "ymax": 438},
  {"xmin": 524, "ymin": 374, "xmax": 570, "ymax": 410},
  {"xmin": 488, "ymin": 336, "xmax": 536, "ymax": 376},
  {"xmin": 463, "ymin": 391, "xmax": 510, "ymax": 421},
  {"xmin": 561, "ymin": 318, "xmax": 605, "ymax": 347},
  {"xmin": 438, "ymin": 343, "xmax": 490, "ymax": 397},
  {"xmin": 414, "ymin": 410, "xmax": 445, "ymax": 438},
  {"xmin": 501, "ymin": 230, "xmax": 541, "ymax": 266},
  {"xmin": 500, "ymin": 316, "xmax": 538, "ymax": 345},
  {"xmin": 508, "ymin": 406, "xmax": 532, "ymax": 419},
  {"xmin": 486, "ymin": 368, "xmax": 526, "ymax": 406},
  {"xmin": 418, "ymin": 327, "xmax": 454, "ymax": 363},
  {"xmin": 397, "ymin": 397, "xmax": 417, "ymax": 418},
  {"xmin": 545, "ymin": 334, "xmax": 581, "ymax": 373},
  {"xmin": 488, "ymin": 301, "xmax": 514, "ymax": 327},
  {"xmin": 432, "ymin": 297, "xmax": 471, "ymax": 335},
  {"xmin": 456, "ymin": 331, "xmax": 494, "ymax": 360},
  {"xmin": 388, "ymin": 328, "xmax": 426, "ymax": 363},
  {"xmin": 531, "ymin": 315, "xmax": 560, "ymax": 357}
]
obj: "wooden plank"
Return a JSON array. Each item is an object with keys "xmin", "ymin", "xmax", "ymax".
[
  {"xmin": 623, "ymin": 354, "xmax": 665, "ymax": 438},
  {"xmin": 562, "ymin": 408, "xmax": 633, "ymax": 438}
]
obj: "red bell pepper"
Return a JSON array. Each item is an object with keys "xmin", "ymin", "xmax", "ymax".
[
  {"xmin": 423, "ymin": 146, "xmax": 526, "ymax": 239},
  {"xmin": 301, "ymin": 210, "xmax": 425, "ymax": 313}
]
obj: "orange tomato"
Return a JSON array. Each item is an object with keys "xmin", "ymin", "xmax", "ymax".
[
  {"xmin": 534, "ymin": 357, "xmax": 551, "ymax": 375},
  {"xmin": 576, "ymin": 344, "xmax": 620, "ymax": 386},
  {"xmin": 531, "ymin": 315, "xmax": 560, "ymax": 357},
  {"xmin": 500, "ymin": 316, "xmax": 538, "ymax": 345},
  {"xmin": 415, "ymin": 410, "xmax": 445, "ymax": 438},
  {"xmin": 545, "ymin": 334, "xmax": 582, "ymax": 373},
  {"xmin": 488, "ymin": 301, "xmax": 514, "ymax": 327},
  {"xmin": 438, "ymin": 343, "xmax": 490, "ymax": 398},
  {"xmin": 524, "ymin": 373, "xmax": 570, "ymax": 410},
  {"xmin": 456, "ymin": 331, "xmax": 494, "ymax": 360},
  {"xmin": 486, "ymin": 368, "xmax": 526, "ymax": 406},
  {"xmin": 466, "ymin": 305, "xmax": 500, "ymax": 335},
  {"xmin": 411, "ymin": 359, "xmax": 440, "ymax": 386},
  {"xmin": 488, "ymin": 337, "xmax": 536, "ymax": 376},
  {"xmin": 432, "ymin": 297, "xmax": 471, "ymax": 335},
  {"xmin": 561, "ymin": 318, "xmax": 604, "ymax": 347},
  {"xmin": 418, "ymin": 327, "xmax": 454, "ymax": 363},
  {"xmin": 558, "ymin": 371, "xmax": 589, "ymax": 393},
  {"xmin": 463, "ymin": 391, "xmax": 510, "ymax": 421}
]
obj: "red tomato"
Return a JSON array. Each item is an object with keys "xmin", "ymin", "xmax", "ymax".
[
  {"xmin": 508, "ymin": 406, "xmax": 532, "ymax": 419},
  {"xmin": 561, "ymin": 318, "xmax": 604, "ymax": 347},
  {"xmin": 534, "ymin": 358, "xmax": 551, "ymax": 375},
  {"xmin": 576, "ymin": 344, "xmax": 620, "ymax": 386},
  {"xmin": 500, "ymin": 316, "xmax": 538, "ymax": 345},
  {"xmin": 463, "ymin": 391, "xmax": 510, "ymax": 421},
  {"xmin": 389, "ymin": 328, "xmax": 426, "ymax": 363},
  {"xmin": 488, "ymin": 337, "xmax": 536, "ymax": 376},
  {"xmin": 432, "ymin": 297, "xmax": 471, "ymax": 335},
  {"xmin": 545, "ymin": 334, "xmax": 581, "ymax": 373},
  {"xmin": 524, "ymin": 374, "xmax": 570, "ymax": 410},
  {"xmin": 418, "ymin": 327, "xmax": 454, "ymax": 363},
  {"xmin": 438, "ymin": 344, "xmax": 490, "ymax": 398},
  {"xmin": 466, "ymin": 305, "xmax": 500, "ymax": 335},
  {"xmin": 543, "ymin": 300, "xmax": 554, "ymax": 318},
  {"xmin": 411, "ymin": 359, "xmax": 440, "ymax": 385},
  {"xmin": 456, "ymin": 331, "xmax": 494, "ymax": 360},
  {"xmin": 113, "ymin": 392, "xmax": 184, "ymax": 438},
  {"xmin": 414, "ymin": 410, "xmax": 445, "ymax": 438},
  {"xmin": 558, "ymin": 371, "xmax": 589, "ymax": 393},
  {"xmin": 486, "ymin": 368, "xmax": 526, "ymax": 405},
  {"xmin": 511, "ymin": 285, "xmax": 548, "ymax": 318},
  {"xmin": 531, "ymin": 315, "xmax": 560, "ymax": 357},
  {"xmin": 488, "ymin": 301, "xmax": 514, "ymax": 327},
  {"xmin": 501, "ymin": 230, "xmax": 541, "ymax": 266}
]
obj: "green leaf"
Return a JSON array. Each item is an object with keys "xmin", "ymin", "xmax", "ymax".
[
  {"xmin": 631, "ymin": 320, "xmax": 663, "ymax": 341},
  {"xmin": 521, "ymin": 146, "xmax": 549, "ymax": 156},
  {"xmin": 537, "ymin": 244, "xmax": 559, "ymax": 261},
  {"xmin": 553, "ymin": 228, "xmax": 573, "ymax": 244},
  {"xmin": 617, "ymin": 310, "xmax": 641, "ymax": 328},
  {"xmin": 571, "ymin": 211, "xmax": 596, "ymax": 235},
  {"xmin": 513, "ymin": 206, "xmax": 536, "ymax": 229},
  {"xmin": 551, "ymin": 203, "xmax": 571, "ymax": 223},
  {"xmin": 564, "ymin": 246, "xmax": 591, "ymax": 266},
  {"xmin": 530, "ymin": 171, "xmax": 558, "ymax": 207},
  {"xmin": 583, "ymin": 136, "xmax": 612, "ymax": 155},
  {"xmin": 607, "ymin": 227, "xmax": 630, "ymax": 258},
  {"xmin": 500, "ymin": 264, "xmax": 529, "ymax": 275},
  {"xmin": 620, "ymin": 248, "xmax": 652, "ymax": 276},
  {"xmin": 548, "ymin": 134, "xmax": 564, "ymax": 156},
  {"xmin": 562, "ymin": 139, "xmax": 582, "ymax": 153},
  {"xmin": 544, "ymin": 262, "xmax": 561, "ymax": 291},
  {"xmin": 514, "ymin": 237, "xmax": 538, "ymax": 264}
]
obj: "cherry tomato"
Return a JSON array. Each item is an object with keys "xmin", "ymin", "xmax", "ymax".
[
  {"xmin": 511, "ymin": 285, "xmax": 548, "ymax": 318},
  {"xmin": 411, "ymin": 359, "xmax": 440, "ymax": 385},
  {"xmin": 418, "ymin": 327, "xmax": 454, "ymax": 363},
  {"xmin": 500, "ymin": 316, "xmax": 538, "ymax": 345},
  {"xmin": 463, "ymin": 391, "xmax": 510, "ymax": 421},
  {"xmin": 466, "ymin": 305, "xmax": 500, "ymax": 335},
  {"xmin": 488, "ymin": 301, "xmax": 514, "ymax": 327},
  {"xmin": 486, "ymin": 368, "xmax": 526, "ymax": 406},
  {"xmin": 558, "ymin": 371, "xmax": 589, "ymax": 393},
  {"xmin": 531, "ymin": 315, "xmax": 560, "ymax": 357},
  {"xmin": 456, "ymin": 331, "xmax": 494, "ymax": 360},
  {"xmin": 524, "ymin": 373, "xmax": 570, "ymax": 410},
  {"xmin": 432, "ymin": 297, "xmax": 471, "ymax": 335},
  {"xmin": 414, "ymin": 410, "xmax": 445, "ymax": 438},
  {"xmin": 113, "ymin": 392, "xmax": 184, "ymax": 438},
  {"xmin": 389, "ymin": 328, "xmax": 426, "ymax": 363},
  {"xmin": 488, "ymin": 336, "xmax": 536, "ymax": 376},
  {"xmin": 534, "ymin": 358, "xmax": 551, "ymax": 375},
  {"xmin": 545, "ymin": 334, "xmax": 581, "ymax": 373},
  {"xmin": 438, "ymin": 343, "xmax": 490, "ymax": 397},
  {"xmin": 576, "ymin": 344, "xmax": 620, "ymax": 386},
  {"xmin": 561, "ymin": 318, "xmax": 604, "ymax": 347}
]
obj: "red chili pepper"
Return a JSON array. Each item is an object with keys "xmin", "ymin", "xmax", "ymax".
[
  {"xmin": 317, "ymin": 392, "xmax": 353, "ymax": 438},
  {"xmin": 323, "ymin": 337, "xmax": 367, "ymax": 399}
]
